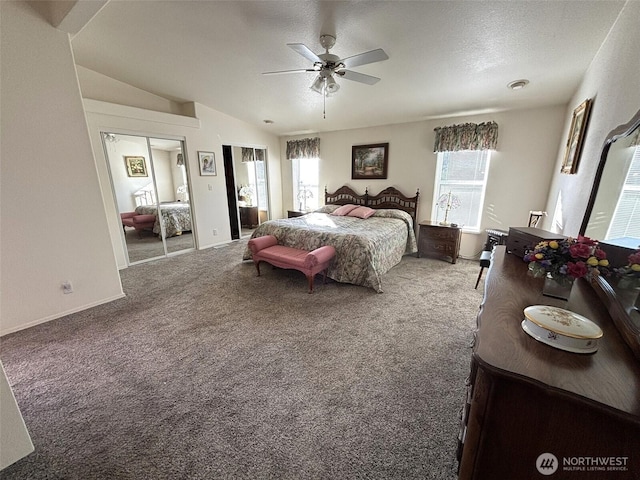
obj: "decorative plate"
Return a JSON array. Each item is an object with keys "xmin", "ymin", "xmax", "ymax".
[{"xmin": 521, "ymin": 305, "xmax": 603, "ymax": 354}]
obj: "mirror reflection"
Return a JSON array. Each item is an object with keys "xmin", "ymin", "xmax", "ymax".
[
  {"xmin": 103, "ymin": 133, "xmax": 195, "ymax": 264},
  {"xmin": 583, "ymin": 114, "xmax": 640, "ymax": 267},
  {"xmin": 233, "ymin": 146, "xmax": 269, "ymax": 237}
]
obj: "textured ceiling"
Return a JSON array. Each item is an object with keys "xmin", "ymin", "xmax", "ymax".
[{"xmin": 71, "ymin": 1, "xmax": 625, "ymax": 135}]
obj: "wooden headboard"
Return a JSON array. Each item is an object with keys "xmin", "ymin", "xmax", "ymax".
[{"xmin": 325, "ymin": 186, "xmax": 420, "ymax": 228}]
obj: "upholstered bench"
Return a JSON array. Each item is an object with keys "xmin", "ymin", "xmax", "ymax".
[
  {"xmin": 474, "ymin": 250, "xmax": 492, "ymax": 289},
  {"xmin": 120, "ymin": 212, "xmax": 156, "ymax": 238},
  {"xmin": 247, "ymin": 235, "xmax": 336, "ymax": 293}
]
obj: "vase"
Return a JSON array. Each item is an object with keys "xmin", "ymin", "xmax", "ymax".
[{"xmin": 542, "ymin": 274, "xmax": 574, "ymax": 301}]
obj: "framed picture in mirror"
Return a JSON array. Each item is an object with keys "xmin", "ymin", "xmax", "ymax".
[
  {"xmin": 125, "ymin": 156, "xmax": 147, "ymax": 177},
  {"xmin": 561, "ymin": 98, "xmax": 592, "ymax": 174}
]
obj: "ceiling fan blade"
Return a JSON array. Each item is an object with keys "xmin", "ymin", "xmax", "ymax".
[
  {"xmin": 337, "ymin": 70, "xmax": 381, "ymax": 85},
  {"xmin": 340, "ymin": 48, "xmax": 389, "ymax": 69},
  {"xmin": 287, "ymin": 43, "xmax": 322, "ymax": 63},
  {"xmin": 262, "ymin": 68, "xmax": 318, "ymax": 76}
]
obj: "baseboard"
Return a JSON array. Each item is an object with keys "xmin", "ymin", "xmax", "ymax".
[{"xmin": 0, "ymin": 293, "xmax": 126, "ymax": 337}]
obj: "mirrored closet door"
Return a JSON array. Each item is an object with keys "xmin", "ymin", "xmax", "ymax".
[
  {"xmin": 102, "ymin": 133, "xmax": 195, "ymax": 265},
  {"xmin": 234, "ymin": 146, "xmax": 270, "ymax": 237}
]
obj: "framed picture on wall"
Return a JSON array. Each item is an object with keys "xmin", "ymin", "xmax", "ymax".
[
  {"xmin": 352, "ymin": 143, "xmax": 389, "ymax": 179},
  {"xmin": 124, "ymin": 156, "xmax": 148, "ymax": 177},
  {"xmin": 198, "ymin": 151, "xmax": 216, "ymax": 176},
  {"xmin": 561, "ymin": 98, "xmax": 593, "ymax": 174}
]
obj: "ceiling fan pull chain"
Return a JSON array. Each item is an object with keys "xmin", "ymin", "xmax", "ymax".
[{"xmin": 323, "ymin": 78, "xmax": 327, "ymax": 119}]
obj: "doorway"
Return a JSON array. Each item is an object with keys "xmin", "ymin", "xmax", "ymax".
[
  {"xmin": 223, "ymin": 145, "xmax": 270, "ymax": 239},
  {"xmin": 102, "ymin": 132, "xmax": 195, "ymax": 265}
]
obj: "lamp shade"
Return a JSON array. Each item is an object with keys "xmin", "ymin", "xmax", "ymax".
[
  {"xmin": 310, "ymin": 76, "xmax": 324, "ymax": 94},
  {"xmin": 325, "ymin": 76, "xmax": 340, "ymax": 95},
  {"xmin": 310, "ymin": 75, "xmax": 340, "ymax": 96}
]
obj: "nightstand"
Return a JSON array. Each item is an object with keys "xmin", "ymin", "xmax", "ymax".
[{"xmin": 418, "ymin": 221, "xmax": 462, "ymax": 264}]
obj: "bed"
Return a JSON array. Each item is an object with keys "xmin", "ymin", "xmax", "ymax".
[
  {"xmin": 135, "ymin": 202, "xmax": 192, "ymax": 238},
  {"xmin": 243, "ymin": 186, "xmax": 419, "ymax": 292}
]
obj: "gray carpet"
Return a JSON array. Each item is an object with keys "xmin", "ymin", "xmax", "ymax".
[
  {"xmin": 0, "ymin": 240, "xmax": 483, "ymax": 479},
  {"xmin": 124, "ymin": 228, "xmax": 195, "ymax": 263}
]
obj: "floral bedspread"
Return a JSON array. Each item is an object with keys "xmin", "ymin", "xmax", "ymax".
[
  {"xmin": 135, "ymin": 202, "xmax": 191, "ymax": 237},
  {"xmin": 243, "ymin": 206, "xmax": 417, "ymax": 292}
]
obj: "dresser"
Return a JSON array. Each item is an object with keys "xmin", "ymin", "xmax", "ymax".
[
  {"xmin": 417, "ymin": 221, "xmax": 462, "ymax": 264},
  {"xmin": 457, "ymin": 246, "xmax": 640, "ymax": 479},
  {"xmin": 239, "ymin": 206, "xmax": 258, "ymax": 228}
]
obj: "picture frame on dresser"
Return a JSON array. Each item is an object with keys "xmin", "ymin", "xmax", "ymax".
[
  {"xmin": 561, "ymin": 98, "xmax": 592, "ymax": 174},
  {"xmin": 352, "ymin": 143, "xmax": 389, "ymax": 179}
]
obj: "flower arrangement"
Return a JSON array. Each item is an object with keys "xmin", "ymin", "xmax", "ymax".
[
  {"xmin": 524, "ymin": 236, "xmax": 610, "ymax": 281},
  {"xmin": 615, "ymin": 249, "xmax": 640, "ymax": 289}
]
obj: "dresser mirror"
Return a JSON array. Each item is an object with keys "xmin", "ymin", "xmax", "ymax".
[
  {"xmin": 581, "ymin": 108, "xmax": 640, "ymax": 360},
  {"xmin": 580, "ymin": 108, "xmax": 640, "ymax": 254}
]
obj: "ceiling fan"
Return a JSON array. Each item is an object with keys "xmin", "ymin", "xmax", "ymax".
[{"xmin": 263, "ymin": 34, "xmax": 389, "ymax": 98}]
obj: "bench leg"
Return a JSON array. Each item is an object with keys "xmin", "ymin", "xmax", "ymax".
[
  {"xmin": 307, "ymin": 275, "xmax": 314, "ymax": 294},
  {"xmin": 474, "ymin": 266, "xmax": 485, "ymax": 289},
  {"xmin": 254, "ymin": 261, "xmax": 261, "ymax": 277}
]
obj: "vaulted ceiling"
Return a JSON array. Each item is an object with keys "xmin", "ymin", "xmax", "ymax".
[{"xmin": 69, "ymin": 0, "xmax": 626, "ymax": 135}]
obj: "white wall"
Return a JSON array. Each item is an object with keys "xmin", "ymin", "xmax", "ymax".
[
  {"xmin": 281, "ymin": 105, "xmax": 566, "ymax": 257},
  {"xmin": 0, "ymin": 1, "xmax": 124, "ymax": 336},
  {"xmin": 76, "ymin": 65, "xmax": 187, "ymax": 116},
  {"xmin": 83, "ymin": 100, "xmax": 282, "ymax": 269},
  {"xmin": 107, "ymin": 139, "xmax": 153, "ymax": 212},
  {"xmin": 544, "ymin": 1, "xmax": 640, "ymax": 237},
  {"xmin": 151, "ymin": 149, "xmax": 175, "ymax": 202}
]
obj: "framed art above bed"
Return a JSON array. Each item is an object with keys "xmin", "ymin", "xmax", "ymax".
[{"xmin": 352, "ymin": 143, "xmax": 389, "ymax": 179}]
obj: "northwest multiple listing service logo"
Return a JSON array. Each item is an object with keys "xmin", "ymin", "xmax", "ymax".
[
  {"xmin": 536, "ymin": 453, "xmax": 559, "ymax": 475},
  {"xmin": 536, "ymin": 452, "xmax": 629, "ymax": 475}
]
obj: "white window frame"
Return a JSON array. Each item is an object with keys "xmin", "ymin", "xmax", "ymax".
[
  {"xmin": 606, "ymin": 145, "xmax": 640, "ymax": 240},
  {"xmin": 292, "ymin": 157, "xmax": 319, "ymax": 212},
  {"xmin": 431, "ymin": 150, "xmax": 491, "ymax": 233}
]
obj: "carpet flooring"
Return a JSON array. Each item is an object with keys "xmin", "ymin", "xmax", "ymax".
[
  {"xmin": 124, "ymin": 228, "xmax": 195, "ymax": 264},
  {"xmin": 0, "ymin": 240, "xmax": 483, "ymax": 479}
]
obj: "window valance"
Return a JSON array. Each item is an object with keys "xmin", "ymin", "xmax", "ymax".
[
  {"xmin": 286, "ymin": 137, "xmax": 320, "ymax": 160},
  {"xmin": 241, "ymin": 148, "xmax": 266, "ymax": 162},
  {"xmin": 433, "ymin": 122, "xmax": 498, "ymax": 152}
]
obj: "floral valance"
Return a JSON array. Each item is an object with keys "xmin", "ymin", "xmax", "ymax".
[
  {"xmin": 241, "ymin": 148, "xmax": 265, "ymax": 163},
  {"xmin": 433, "ymin": 122, "xmax": 498, "ymax": 152},
  {"xmin": 286, "ymin": 137, "xmax": 320, "ymax": 160}
]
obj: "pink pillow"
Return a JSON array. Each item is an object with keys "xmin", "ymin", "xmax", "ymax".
[
  {"xmin": 347, "ymin": 206, "xmax": 376, "ymax": 219},
  {"xmin": 331, "ymin": 204, "xmax": 359, "ymax": 216}
]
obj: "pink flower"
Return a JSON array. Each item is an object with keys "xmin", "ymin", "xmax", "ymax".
[
  {"xmin": 569, "ymin": 243, "xmax": 592, "ymax": 259},
  {"xmin": 577, "ymin": 235, "xmax": 597, "ymax": 246},
  {"xmin": 566, "ymin": 261, "xmax": 588, "ymax": 278},
  {"xmin": 595, "ymin": 248, "xmax": 607, "ymax": 260}
]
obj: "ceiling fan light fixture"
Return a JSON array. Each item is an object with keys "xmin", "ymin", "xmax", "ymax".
[
  {"xmin": 310, "ymin": 76, "xmax": 325, "ymax": 94},
  {"xmin": 325, "ymin": 76, "xmax": 340, "ymax": 95}
]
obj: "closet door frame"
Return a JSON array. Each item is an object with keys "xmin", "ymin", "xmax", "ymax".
[{"xmin": 101, "ymin": 131, "xmax": 194, "ymax": 266}]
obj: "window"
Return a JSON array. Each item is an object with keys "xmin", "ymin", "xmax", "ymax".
[
  {"xmin": 292, "ymin": 157, "xmax": 319, "ymax": 212},
  {"xmin": 431, "ymin": 150, "xmax": 491, "ymax": 232},
  {"xmin": 607, "ymin": 146, "xmax": 640, "ymax": 240}
]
